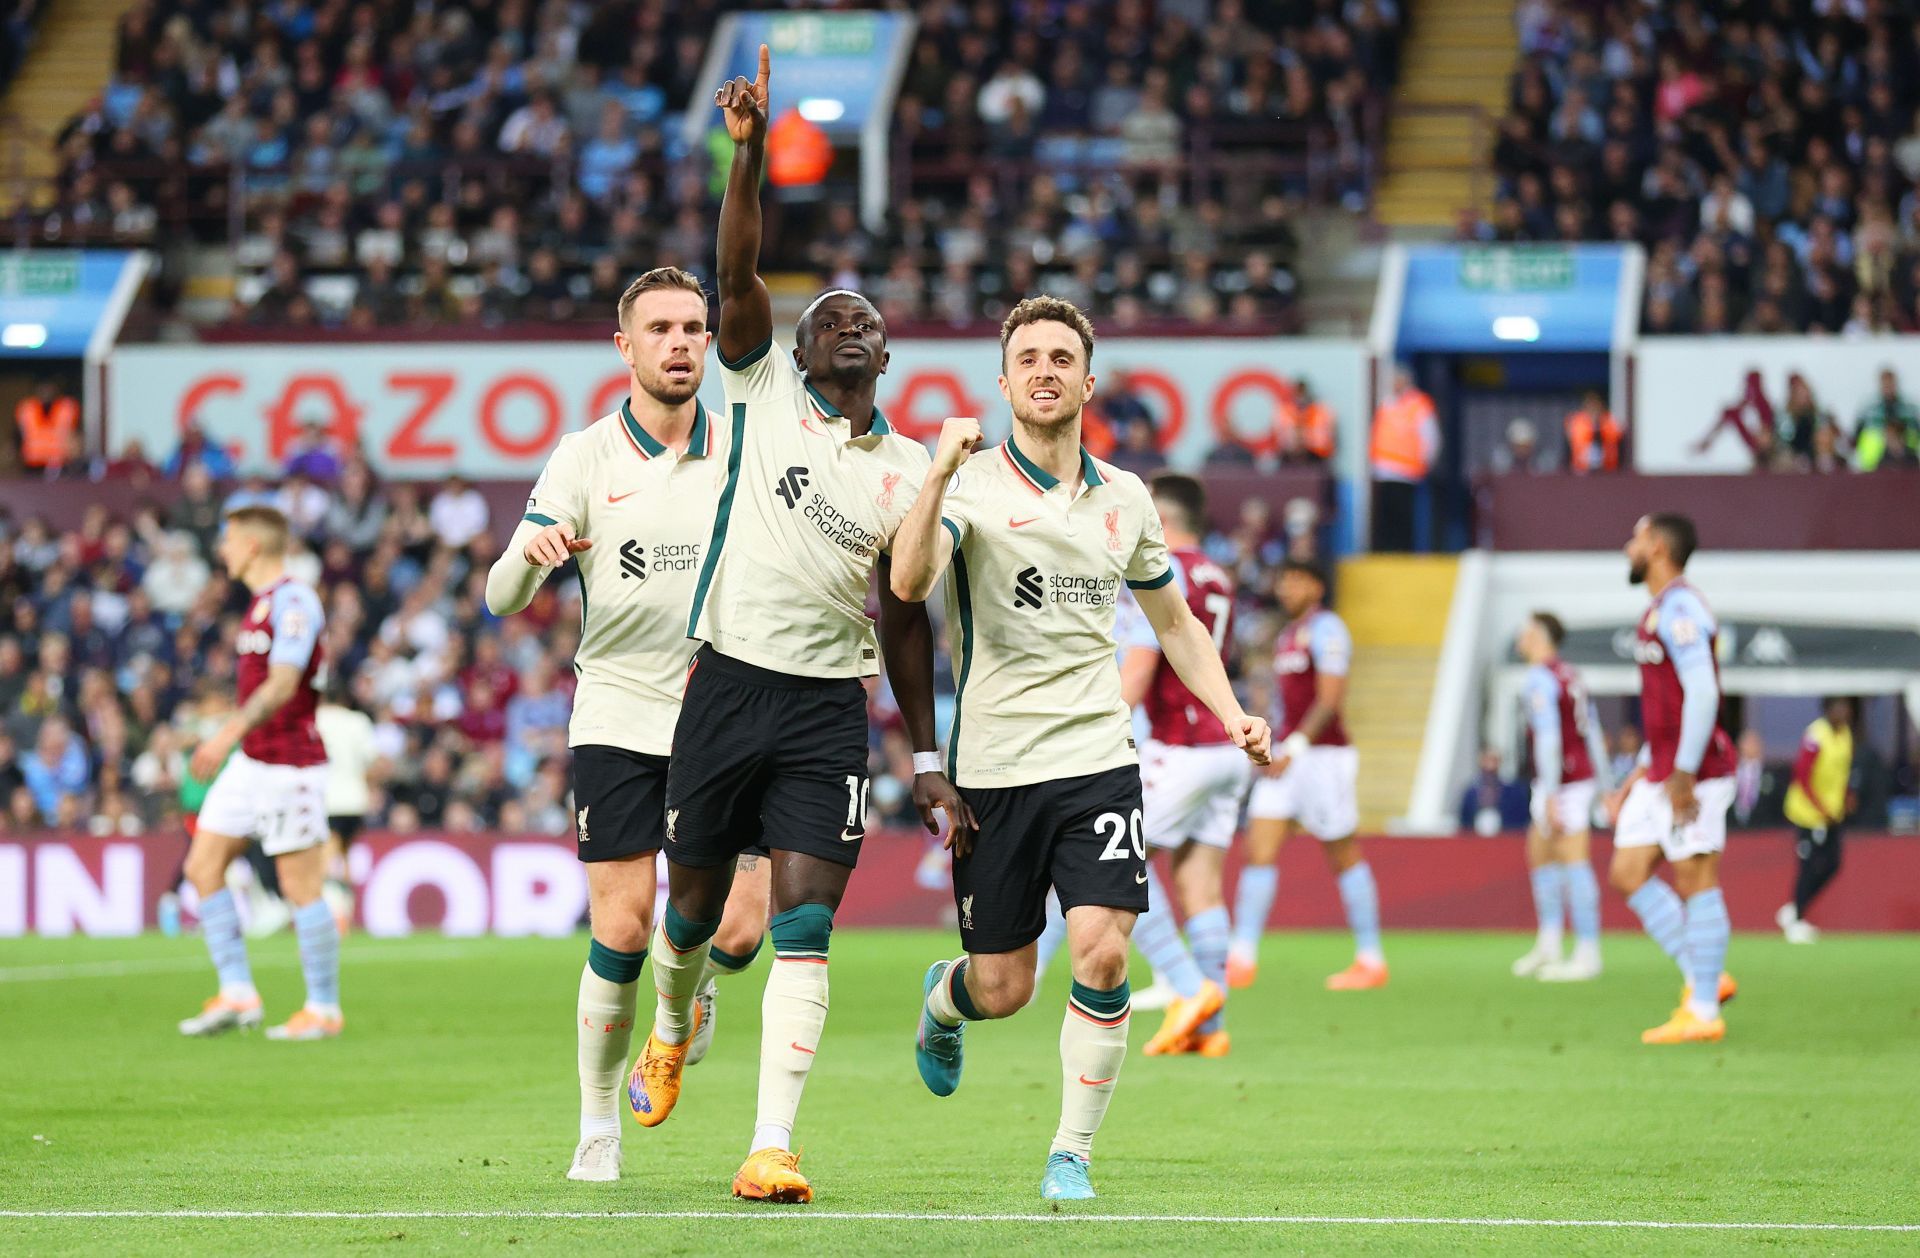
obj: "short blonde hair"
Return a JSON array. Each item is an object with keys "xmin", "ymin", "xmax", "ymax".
[
  {"xmin": 223, "ymin": 505, "xmax": 290, "ymax": 555},
  {"xmin": 617, "ymin": 267, "xmax": 708, "ymax": 328},
  {"xmin": 1000, "ymin": 295, "xmax": 1096, "ymax": 368}
]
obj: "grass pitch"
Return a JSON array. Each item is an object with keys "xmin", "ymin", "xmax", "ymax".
[{"xmin": 2, "ymin": 928, "xmax": 1917, "ymax": 1255}]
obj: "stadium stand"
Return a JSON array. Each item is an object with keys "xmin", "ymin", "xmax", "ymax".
[
  {"xmin": 1477, "ymin": 0, "xmax": 1920, "ymax": 336},
  {"xmin": 29, "ymin": 0, "xmax": 1401, "ymax": 333}
]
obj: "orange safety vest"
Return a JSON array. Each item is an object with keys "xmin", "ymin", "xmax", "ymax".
[
  {"xmin": 1299, "ymin": 400, "xmax": 1334, "ymax": 460},
  {"xmin": 1565, "ymin": 408, "xmax": 1621, "ymax": 472},
  {"xmin": 1369, "ymin": 390, "xmax": 1432, "ymax": 479},
  {"xmin": 767, "ymin": 109, "xmax": 833, "ymax": 187},
  {"xmin": 16, "ymin": 395, "xmax": 78, "ymax": 469}
]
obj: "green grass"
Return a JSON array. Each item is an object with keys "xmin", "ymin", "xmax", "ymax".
[{"xmin": 2, "ymin": 929, "xmax": 1917, "ymax": 1255}]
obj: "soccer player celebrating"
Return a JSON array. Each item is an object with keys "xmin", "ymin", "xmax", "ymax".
[
  {"xmin": 890, "ymin": 297, "xmax": 1270, "ymax": 1202},
  {"xmin": 1609, "ymin": 513, "xmax": 1738, "ymax": 1044},
  {"xmin": 485, "ymin": 266, "xmax": 773, "ymax": 1183},
  {"xmin": 1778, "ymin": 696, "xmax": 1857, "ymax": 943},
  {"xmin": 628, "ymin": 45, "xmax": 966, "ymax": 1206},
  {"xmin": 1235, "ymin": 560, "xmax": 1387, "ymax": 991},
  {"xmin": 178, "ymin": 506, "xmax": 340, "ymax": 1041},
  {"xmin": 1511, "ymin": 612, "xmax": 1609, "ymax": 982},
  {"xmin": 1127, "ymin": 473, "xmax": 1246, "ymax": 1057}
]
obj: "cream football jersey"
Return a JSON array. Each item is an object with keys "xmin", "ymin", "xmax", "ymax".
[
  {"xmin": 522, "ymin": 399, "xmax": 723, "ymax": 755},
  {"xmin": 939, "ymin": 438, "xmax": 1173, "ymax": 788},
  {"xmin": 688, "ymin": 339, "xmax": 933, "ymax": 677}
]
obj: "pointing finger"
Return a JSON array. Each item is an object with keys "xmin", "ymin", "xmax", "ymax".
[{"xmin": 756, "ymin": 42, "xmax": 770, "ymax": 89}]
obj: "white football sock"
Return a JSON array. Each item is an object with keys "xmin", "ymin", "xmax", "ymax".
[
  {"xmin": 752, "ymin": 956, "xmax": 828, "ymax": 1153},
  {"xmin": 1053, "ymin": 981, "xmax": 1131, "ymax": 1159},
  {"xmin": 577, "ymin": 963, "xmax": 637, "ymax": 1140}
]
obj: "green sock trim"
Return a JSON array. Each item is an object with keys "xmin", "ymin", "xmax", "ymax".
[
  {"xmin": 587, "ymin": 938, "xmax": 646, "ymax": 985},
  {"xmin": 949, "ymin": 958, "xmax": 986, "ymax": 1021},
  {"xmin": 709, "ymin": 937, "xmax": 763, "ymax": 973},
  {"xmin": 1069, "ymin": 978, "xmax": 1131, "ymax": 1018},
  {"xmin": 769, "ymin": 903, "xmax": 833, "ymax": 957},
  {"xmin": 662, "ymin": 903, "xmax": 720, "ymax": 953}
]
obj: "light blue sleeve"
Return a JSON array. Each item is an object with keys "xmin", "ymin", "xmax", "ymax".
[
  {"xmin": 1524, "ymin": 665, "xmax": 1563, "ymax": 792},
  {"xmin": 1164, "ymin": 552, "xmax": 1190, "ymax": 599},
  {"xmin": 267, "ymin": 584, "xmax": 324, "ymax": 670},
  {"xmin": 1307, "ymin": 614, "xmax": 1352, "ymax": 678},
  {"xmin": 1114, "ymin": 589, "xmax": 1158, "ymax": 657},
  {"xmin": 1658, "ymin": 589, "xmax": 1720, "ymax": 774},
  {"xmin": 1582, "ymin": 700, "xmax": 1613, "ymax": 792}
]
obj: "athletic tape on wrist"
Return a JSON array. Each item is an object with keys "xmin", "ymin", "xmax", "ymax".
[{"xmin": 912, "ymin": 751, "xmax": 943, "ymax": 776}]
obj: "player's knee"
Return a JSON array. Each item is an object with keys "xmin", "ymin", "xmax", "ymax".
[
  {"xmin": 183, "ymin": 845, "xmax": 227, "ymax": 894},
  {"xmin": 711, "ymin": 915, "xmax": 764, "ymax": 963},
  {"xmin": 1073, "ymin": 937, "xmax": 1130, "ymax": 990},
  {"xmin": 591, "ymin": 908, "xmax": 651, "ymax": 954},
  {"xmin": 1608, "ymin": 859, "xmax": 1645, "ymax": 896},
  {"xmin": 967, "ymin": 964, "xmax": 1034, "ymax": 1018}
]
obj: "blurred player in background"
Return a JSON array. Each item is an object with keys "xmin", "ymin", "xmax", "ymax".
[
  {"xmin": 631, "ymin": 47, "xmax": 966, "ymax": 1206},
  {"xmin": 1236, "ymin": 560, "xmax": 1387, "ymax": 990},
  {"xmin": 1128, "ymin": 472, "xmax": 1245, "ymax": 1057},
  {"xmin": 1778, "ymin": 696, "xmax": 1857, "ymax": 943},
  {"xmin": 1609, "ymin": 513, "xmax": 1738, "ymax": 1045},
  {"xmin": 892, "ymin": 298, "xmax": 1269, "ymax": 1201},
  {"xmin": 1511, "ymin": 612, "xmax": 1609, "ymax": 982},
  {"xmin": 177, "ymin": 506, "xmax": 341, "ymax": 1041},
  {"xmin": 486, "ymin": 265, "xmax": 773, "ymax": 1184},
  {"xmin": 315, "ymin": 682, "xmax": 376, "ymax": 934}
]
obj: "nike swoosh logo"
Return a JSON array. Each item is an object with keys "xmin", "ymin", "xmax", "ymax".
[
  {"xmin": 841, "ymin": 828, "xmax": 863, "ymax": 842},
  {"xmin": 1134, "ymin": 872, "xmax": 1148, "ymax": 884},
  {"xmin": 1009, "ymin": 517, "xmax": 1041, "ymax": 528},
  {"xmin": 607, "ymin": 490, "xmax": 640, "ymax": 504},
  {"xmin": 1077, "ymin": 1074, "xmax": 1115, "ymax": 1086},
  {"xmin": 790, "ymin": 1041, "xmax": 816, "ymax": 1055}
]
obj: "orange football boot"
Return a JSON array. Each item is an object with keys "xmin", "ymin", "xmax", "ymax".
[
  {"xmin": 627, "ymin": 1002, "xmax": 702, "ymax": 1127},
  {"xmin": 733, "ymin": 1147, "xmax": 813, "ymax": 1203},
  {"xmin": 1681, "ymin": 972, "xmax": 1739, "ymax": 1007},
  {"xmin": 1642, "ymin": 1006, "xmax": 1726, "ymax": 1044},
  {"xmin": 266, "ymin": 1007, "xmax": 343, "ymax": 1040},
  {"xmin": 1225, "ymin": 955, "xmax": 1257, "ymax": 989},
  {"xmin": 1142, "ymin": 981, "xmax": 1224, "ymax": 1055},
  {"xmin": 1192, "ymin": 1029, "xmax": 1231, "ymax": 1057},
  {"xmin": 1325, "ymin": 959, "xmax": 1389, "ymax": 990}
]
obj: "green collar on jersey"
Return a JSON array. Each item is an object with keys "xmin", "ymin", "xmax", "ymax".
[
  {"xmin": 620, "ymin": 397, "xmax": 711, "ymax": 459},
  {"xmin": 804, "ymin": 380, "xmax": 893, "ymax": 437},
  {"xmin": 1004, "ymin": 434, "xmax": 1105, "ymax": 492}
]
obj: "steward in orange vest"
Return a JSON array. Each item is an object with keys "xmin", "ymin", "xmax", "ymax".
[{"xmin": 16, "ymin": 384, "xmax": 79, "ymax": 471}]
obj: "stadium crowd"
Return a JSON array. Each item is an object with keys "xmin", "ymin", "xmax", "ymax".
[
  {"xmin": 0, "ymin": 433, "xmax": 1326, "ymax": 839},
  {"xmin": 1479, "ymin": 0, "xmax": 1920, "ymax": 335},
  {"xmin": 43, "ymin": 0, "xmax": 1402, "ymax": 332}
]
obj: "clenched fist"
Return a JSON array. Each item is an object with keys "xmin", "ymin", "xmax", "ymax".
[{"xmin": 933, "ymin": 416, "xmax": 983, "ymax": 477}]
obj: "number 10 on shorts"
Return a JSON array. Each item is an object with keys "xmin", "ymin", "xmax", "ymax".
[{"xmin": 843, "ymin": 774, "xmax": 871, "ymax": 840}]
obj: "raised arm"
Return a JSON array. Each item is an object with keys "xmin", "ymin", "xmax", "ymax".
[
  {"xmin": 1136, "ymin": 581, "xmax": 1270, "ymax": 764},
  {"xmin": 889, "ymin": 417, "xmax": 980, "ymax": 602},
  {"xmin": 715, "ymin": 43, "xmax": 773, "ymax": 363}
]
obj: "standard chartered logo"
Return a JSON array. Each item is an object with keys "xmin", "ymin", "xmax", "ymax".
[
  {"xmin": 1013, "ymin": 566, "xmax": 1045, "ymax": 610},
  {"xmin": 1012, "ymin": 567, "xmax": 1116, "ymax": 610}
]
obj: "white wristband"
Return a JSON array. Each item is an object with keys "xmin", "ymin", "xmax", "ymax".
[
  {"xmin": 1280, "ymin": 733, "xmax": 1311, "ymax": 761},
  {"xmin": 912, "ymin": 751, "xmax": 943, "ymax": 776}
]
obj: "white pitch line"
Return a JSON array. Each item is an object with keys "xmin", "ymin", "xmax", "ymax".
[
  {"xmin": 0, "ymin": 942, "xmax": 489, "ymax": 983},
  {"xmin": 0, "ymin": 1210, "xmax": 1915, "ymax": 1232}
]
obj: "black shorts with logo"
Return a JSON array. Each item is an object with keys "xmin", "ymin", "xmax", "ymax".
[
  {"xmin": 664, "ymin": 646, "xmax": 871, "ymax": 869},
  {"xmin": 570, "ymin": 745, "xmax": 674, "ymax": 862},
  {"xmin": 951, "ymin": 764, "xmax": 1148, "ymax": 954}
]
